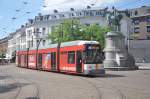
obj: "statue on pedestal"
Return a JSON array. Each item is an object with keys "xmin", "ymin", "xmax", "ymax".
[{"xmin": 103, "ymin": 7, "xmax": 137, "ymax": 70}]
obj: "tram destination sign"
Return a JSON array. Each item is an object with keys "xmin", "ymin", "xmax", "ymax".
[{"xmin": 86, "ymin": 44, "xmax": 100, "ymax": 50}]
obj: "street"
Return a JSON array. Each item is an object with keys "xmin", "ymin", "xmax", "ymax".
[{"xmin": 0, "ymin": 64, "xmax": 150, "ymax": 99}]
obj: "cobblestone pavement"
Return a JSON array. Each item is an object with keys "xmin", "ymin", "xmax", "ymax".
[{"xmin": 0, "ymin": 64, "xmax": 150, "ymax": 99}]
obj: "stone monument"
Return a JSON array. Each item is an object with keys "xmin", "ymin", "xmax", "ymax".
[{"xmin": 103, "ymin": 7, "xmax": 137, "ymax": 70}]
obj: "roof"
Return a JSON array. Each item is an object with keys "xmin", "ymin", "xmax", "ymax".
[{"xmin": 0, "ymin": 37, "xmax": 9, "ymax": 44}]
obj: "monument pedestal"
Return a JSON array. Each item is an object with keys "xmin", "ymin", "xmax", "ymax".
[{"xmin": 103, "ymin": 31, "xmax": 137, "ymax": 70}]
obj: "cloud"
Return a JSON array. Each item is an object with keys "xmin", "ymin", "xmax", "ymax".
[{"xmin": 41, "ymin": 0, "xmax": 120, "ymax": 14}]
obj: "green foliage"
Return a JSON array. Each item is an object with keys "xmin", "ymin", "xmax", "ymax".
[
  {"xmin": 80, "ymin": 24, "xmax": 110, "ymax": 48},
  {"xmin": 48, "ymin": 19, "xmax": 110, "ymax": 49}
]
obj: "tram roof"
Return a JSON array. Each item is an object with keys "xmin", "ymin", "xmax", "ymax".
[
  {"xmin": 45, "ymin": 40, "xmax": 99, "ymax": 49},
  {"xmin": 19, "ymin": 40, "xmax": 99, "ymax": 51}
]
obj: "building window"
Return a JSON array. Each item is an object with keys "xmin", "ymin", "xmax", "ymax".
[
  {"xmin": 40, "ymin": 16, "xmax": 43, "ymax": 21},
  {"xmin": 133, "ymin": 19, "xmax": 140, "ymax": 25},
  {"xmin": 85, "ymin": 11, "xmax": 90, "ymax": 16},
  {"xmin": 27, "ymin": 30, "xmax": 32, "ymax": 37},
  {"xmin": 146, "ymin": 9, "xmax": 150, "ymax": 13},
  {"xmin": 71, "ymin": 13, "xmax": 74, "ymax": 16},
  {"xmin": 90, "ymin": 11, "xmax": 94, "ymax": 16},
  {"xmin": 42, "ymin": 27, "xmax": 46, "ymax": 35},
  {"xmin": 36, "ymin": 28, "xmax": 39, "ymax": 32},
  {"xmin": 68, "ymin": 51, "xmax": 75, "ymax": 64},
  {"xmin": 147, "ymin": 26, "xmax": 150, "ymax": 32},
  {"xmin": 37, "ymin": 40, "xmax": 39, "ymax": 45},
  {"xmin": 80, "ymin": 12, "xmax": 82, "ymax": 16},
  {"xmin": 134, "ymin": 11, "xmax": 138, "ymax": 15},
  {"xmin": 35, "ymin": 17, "xmax": 40, "ymax": 21},
  {"xmin": 44, "ymin": 15, "xmax": 49, "ymax": 20},
  {"xmin": 96, "ymin": 11, "xmax": 101, "ymax": 15},
  {"xmin": 42, "ymin": 40, "xmax": 46, "ymax": 46},
  {"xmin": 147, "ymin": 17, "xmax": 150, "ymax": 22},
  {"xmin": 28, "ymin": 41, "xmax": 33, "ymax": 48},
  {"xmin": 62, "ymin": 14, "xmax": 65, "ymax": 17},
  {"xmin": 134, "ymin": 27, "xmax": 140, "ymax": 33},
  {"xmin": 147, "ymin": 36, "xmax": 150, "ymax": 40}
]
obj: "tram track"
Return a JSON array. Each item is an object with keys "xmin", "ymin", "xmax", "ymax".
[
  {"xmin": 93, "ymin": 77, "xmax": 150, "ymax": 99},
  {"xmin": 90, "ymin": 78, "xmax": 127, "ymax": 99},
  {"xmin": 78, "ymin": 77, "xmax": 102, "ymax": 99},
  {"xmin": 67, "ymin": 74, "xmax": 127, "ymax": 99},
  {"xmin": 3, "ymin": 65, "xmax": 150, "ymax": 99},
  {"xmin": 0, "ymin": 65, "xmax": 126, "ymax": 99},
  {"xmin": 0, "ymin": 68, "xmax": 40, "ymax": 99},
  {"xmin": 10, "ymin": 76, "xmax": 40, "ymax": 99},
  {"xmin": 9, "ymin": 75, "xmax": 22, "ymax": 99},
  {"xmin": 12, "ymin": 79, "xmax": 40, "ymax": 99},
  {"xmin": 26, "ymin": 80, "xmax": 40, "ymax": 99}
]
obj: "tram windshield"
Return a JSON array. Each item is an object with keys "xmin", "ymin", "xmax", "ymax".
[{"xmin": 83, "ymin": 44, "xmax": 103, "ymax": 64}]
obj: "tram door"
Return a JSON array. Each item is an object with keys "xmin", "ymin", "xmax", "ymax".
[
  {"xmin": 76, "ymin": 51, "xmax": 82, "ymax": 73},
  {"xmin": 37, "ymin": 53, "xmax": 42, "ymax": 70},
  {"xmin": 51, "ymin": 52, "xmax": 56, "ymax": 70}
]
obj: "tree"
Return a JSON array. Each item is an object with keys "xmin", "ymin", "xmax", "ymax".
[
  {"xmin": 81, "ymin": 24, "xmax": 110, "ymax": 48},
  {"xmin": 48, "ymin": 19, "xmax": 110, "ymax": 49},
  {"xmin": 48, "ymin": 19, "xmax": 82, "ymax": 43}
]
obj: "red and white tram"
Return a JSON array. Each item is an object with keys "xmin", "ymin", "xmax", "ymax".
[{"xmin": 16, "ymin": 40, "xmax": 105, "ymax": 75}]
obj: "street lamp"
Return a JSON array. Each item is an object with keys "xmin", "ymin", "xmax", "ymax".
[
  {"xmin": 71, "ymin": 19, "xmax": 74, "ymax": 38},
  {"xmin": 71, "ymin": 19, "xmax": 77, "ymax": 39},
  {"xmin": 33, "ymin": 31, "xmax": 43, "ymax": 70},
  {"xmin": 26, "ymin": 30, "xmax": 42, "ymax": 69}
]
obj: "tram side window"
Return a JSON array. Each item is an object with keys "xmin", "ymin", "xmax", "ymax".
[{"xmin": 68, "ymin": 51, "xmax": 75, "ymax": 64}]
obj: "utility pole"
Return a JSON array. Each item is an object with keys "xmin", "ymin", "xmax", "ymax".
[
  {"xmin": 36, "ymin": 37, "xmax": 42, "ymax": 70},
  {"xmin": 71, "ymin": 19, "xmax": 74, "ymax": 39}
]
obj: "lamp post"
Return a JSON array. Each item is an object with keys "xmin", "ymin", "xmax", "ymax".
[
  {"xmin": 71, "ymin": 19, "xmax": 74, "ymax": 39},
  {"xmin": 36, "ymin": 37, "xmax": 42, "ymax": 70},
  {"xmin": 26, "ymin": 32, "xmax": 34, "ymax": 68},
  {"xmin": 26, "ymin": 30, "xmax": 42, "ymax": 69},
  {"xmin": 71, "ymin": 19, "xmax": 78, "ymax": 40}
]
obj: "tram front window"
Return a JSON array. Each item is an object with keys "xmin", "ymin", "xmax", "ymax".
[{"xmin": 83, "ymin": 49, "xmax": 103, "ymax": 64}]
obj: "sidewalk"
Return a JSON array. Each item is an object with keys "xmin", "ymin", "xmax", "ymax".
[{"xmin": 136, "ymin": 63, "xmax": 150, "ymax": 70}]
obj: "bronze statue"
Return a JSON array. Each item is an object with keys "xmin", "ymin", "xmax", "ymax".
[{"xmin": 107, "ymin": 6, "xmax": 123, "ymax": 31}]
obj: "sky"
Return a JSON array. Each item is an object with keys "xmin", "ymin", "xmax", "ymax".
[{"xmin": 0, "ymin": 0, "xmax": 150, "ymax": 39}]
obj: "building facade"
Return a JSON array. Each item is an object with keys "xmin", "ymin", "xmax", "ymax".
[
  {"xmin": 130, "ymin": 6, "xmax": 150, "ymax": 39},
  {"xmin": 17, "ymin": 8, "xmax": 109, "ymax": 51},
  {"xmin": 0, "ymin": 37, "xmax": 9, "ymax": 57},
  {"xmin": 7, "ymin": 25, "xmax": 26, "ymax": 59},
  {"xmin": 129, "ymin": 6, "xmax": 150, "ymax": 62}
]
